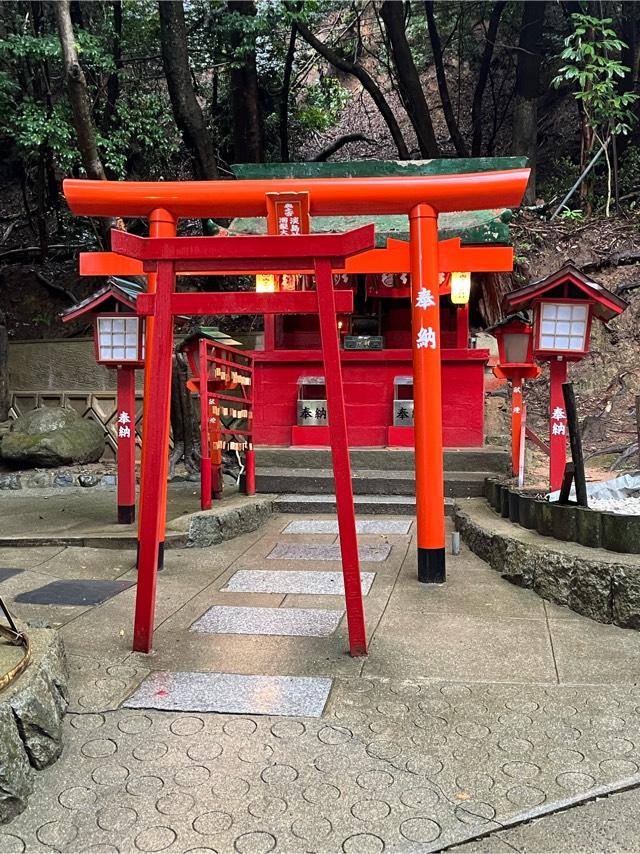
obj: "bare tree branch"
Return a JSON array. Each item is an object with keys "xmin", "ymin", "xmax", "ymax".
[{"xmin": 292, "ymin": 11, "xmax": 410, "ymax": 159}]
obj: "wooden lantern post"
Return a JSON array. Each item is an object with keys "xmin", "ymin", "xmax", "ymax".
[{"xmin": 503, "ymin": 266, "xmax": 628, "ymax": 491}]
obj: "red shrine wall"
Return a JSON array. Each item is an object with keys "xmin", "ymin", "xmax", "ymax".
[{"xmin": 251, "ymin": 348, "xmax": 488, "ymax": 447}]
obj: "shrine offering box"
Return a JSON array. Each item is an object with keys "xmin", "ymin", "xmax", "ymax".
[
  {"xmin": 393, "ymin": 376, "xmax": 414, "ymax": 427},
  {"xmin": 297, "ymin": 376, "xmax": 328, "ymax": 426}
]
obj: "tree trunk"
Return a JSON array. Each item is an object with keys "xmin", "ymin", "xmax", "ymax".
[
  {"xmin": 280, "ymin": 21, "xmax": 297, "ymax": 162},
  {"xmin": 158, "ymin": 0, "xmax": 218, "ymax": 180},
  {"xmin": 381, "ymin": 0, "xmax": 439, "ymax": 158},
  {"xmin": 510, "ymin": 0, "xmax": 546, "ymax": 203},
  {"xmin": 228, "ymin": 1, "xmax": 264, "ymax": 164},
  {"xmin": 294, "ymin": 14, "xmax": 410, "ymax": 159},
  {"xmin": 54, "ymin": 0, "xmax": 107, "ymax": 181},
  {"xmin": 0, "ymin": 311, "xmax": 9, "ymax": 423},
  {"xmin": 424, "ymin": 0, "xmax": 469, "ymax": 157},
  {"xmin": 471, "ymin": 1, "xmax": 507, "ymax": 156},
  {"xmin": 103, "ymin": 0, "xmax": 122, "ymax": 132}
]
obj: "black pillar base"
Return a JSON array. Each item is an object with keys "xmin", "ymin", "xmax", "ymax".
[
  {"xmin": 118, "ymin": 505, "xmax": 136, "ymax": 525},
  {"xmin": 418, "ymin": 547, "xmax": 446, "ymax": 584},
  {"xmin": 135, "ymin": 541, "xmax": 165, "ymax": 571}
]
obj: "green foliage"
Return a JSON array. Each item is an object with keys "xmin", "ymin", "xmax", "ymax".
[
  {"xmin": 552, "ymin": 14, "xmax": 639, "ymax": 139},
  {"xmin": 97, "ymin": 91, "xmax": 179, "ymax": 179},
  {"xmin": 12, "ymin": 100, "xmax": 78, "ymax": 171},
  {"xmin": 559, "ymin": 208, "xmax": 583, "ymax": 221},
  {"xmin": 296, "ymin": 77, "xmax": 350, "ymax": 132}
]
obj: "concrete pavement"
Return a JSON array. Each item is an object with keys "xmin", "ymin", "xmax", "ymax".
[{"xmin": 2, "ymin": 512, "xmax": 640, "ymax": 851}]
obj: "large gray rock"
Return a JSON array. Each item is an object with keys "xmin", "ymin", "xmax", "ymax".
[
  {"xmin": 9, "ymin": 669, "xmax": 64, "ymax": 769},
  {"xmin": 0, "ymin": 629, "xmax": 68, "ymax": 822},
  {"xmin": 0, "ymin": 705, "xmax": 33, "ymax": 823},
  {"xmin": 1, "ymin": 407, "xmax": 104, "ymax": 467}
]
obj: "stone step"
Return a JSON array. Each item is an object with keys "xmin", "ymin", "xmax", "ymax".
[
  {"xmin": 258, "ymin": 467, "xmax": 487, "ymax": 498},
  {"xmin": 274, "ymin": 493, "xmax": 456, "ymax": 516},
  {"xmin": 255, "ymin": 446, "xmax": 509, "ymax": 473}
]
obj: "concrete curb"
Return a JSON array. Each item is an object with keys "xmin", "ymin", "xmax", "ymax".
[
  {"xmin": 0, "ymin": 630, "xmax": 69, "ymax": 823},
  {"xmin": 454, "ymin": 498, "xmax": 640, "ymax": 629}
]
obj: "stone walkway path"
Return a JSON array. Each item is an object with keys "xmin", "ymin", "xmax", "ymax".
[{"xmin": 2, "ymin": 513, "xmax": 640, "ymax": 852}]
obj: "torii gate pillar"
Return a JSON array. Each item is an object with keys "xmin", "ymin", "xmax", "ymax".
[{"xmin": 410, "ymin": 204, "xmax": 446, "ymax": 582}]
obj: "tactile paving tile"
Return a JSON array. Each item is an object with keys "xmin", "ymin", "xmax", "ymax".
[
  {"xmin": 0, "ymin": 568, "xmax": 24, "ymax": 583},
  {"xmin": 223, "ymin": 569, "xmax": 376, "ymax": 595},
  {"xmin": 190, "ymin": 605, "xmax": 345, "ymax": 637},
  {"xmin": 66, "ymin": 654, "xmax": 151, "ymax": 713},
  {"xmin": 267, "ymin": 542, "xmax": 391, "ymax": 562},
  {"xmin": 123, "ymin": 671, "xmax": 332, "ymax": 716},
  {"xmin": 283, "ymin": 519, "xmax": 412, "ymax": 535},
  {"xmin": 11, "ymin": 681, "xmax": 640, "ymax": 854},
  {"xmin": 15, "ymin": 579, "xmax": 134, "ymax": 606}
]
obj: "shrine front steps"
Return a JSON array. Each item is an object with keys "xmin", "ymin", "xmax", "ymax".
[
  {"xmin": 257, "ymin": 467, "xmax": 488, "ymax": 498},
  {"xmin": 273, "ymin": 493, "xmax": 456, "ymax": 516},
  {"xmin": 255, "ymin": 446, "xmax": 510, "ymax": 473}
]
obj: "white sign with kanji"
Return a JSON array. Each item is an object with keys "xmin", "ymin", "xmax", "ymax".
[
  {"xmin": 415, "ymin": 287, "xmax": 436, "ymax": 310},
  {"xmin": 416, "ymin": 326, "xmax": 437, "ymax": 350}
]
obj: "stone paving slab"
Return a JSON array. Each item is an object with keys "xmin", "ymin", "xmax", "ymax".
[
  {"xmin": 364, "ymin": 610, "xmax": 557, "ymax": 683},
  {"xmin": 32, "ymin": 546, "xmax": 137, "ymax": 581},
  {"xmin": 268, "ymin": 542, "xmax": 392, "ymax": 562},
  {"xmin": 124, "ymin": 671, "xmax": 333, "ymax": 716},
  {"xmin": 223, "ymin": 569, "xmax": 376, "ymax": 595},
  {"xmin": 191, "ymin": 605, "xmax": 345, "ymax": 637},
  {"xmin": 8, "ymin": 678, "xmax": 640, "ymax": 853},
  {"xmin": 15, "ymin": 578, "xmax": 134, "ymax": 606},
  {"xmin": 282, "ymin": 519, "xmax": 412, "ymax": 535},
  {"xmin": 0, "ymin": 567, "xmax": 24, "ymax": 583}
]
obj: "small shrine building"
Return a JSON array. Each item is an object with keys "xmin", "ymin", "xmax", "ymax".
[{"xmin": 227, "ymin": 159, "xmax": 523, "ymax": 448}]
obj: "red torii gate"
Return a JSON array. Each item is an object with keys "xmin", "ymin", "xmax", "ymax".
[
  {"xmin": 64, "ymin": 168, "xmax": 529, "ymax": 655},
  {"xmin": 111, "ymin": 225, "xmax": 375, "ymax": 655}
]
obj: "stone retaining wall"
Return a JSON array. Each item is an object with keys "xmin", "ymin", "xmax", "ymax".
[
  {"xmin": 0, "ymin": 630, "xmax": 68, "ymax": 823},
  {"xmin": 455, "ymin": 499, "xmax": 640, "ymax": 629}
]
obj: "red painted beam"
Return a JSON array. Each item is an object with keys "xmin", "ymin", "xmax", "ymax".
[
  {"xmin": 64, "ymin": 170, "xmax": 530, "ymax": 218},
  {"xmin": 136, "ymin": 290, "xmax": 354, "ymax": 317},
  {"xmin": 111, "ymin": 226, "xmax": 375, "ymax": 262}
]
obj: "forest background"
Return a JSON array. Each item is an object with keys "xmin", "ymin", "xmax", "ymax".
[{"xmin": 1, "ymin": 0, "xmax": 640, "ymax": 464}]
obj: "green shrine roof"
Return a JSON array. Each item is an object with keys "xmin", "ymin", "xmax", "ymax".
[
  {"xmin": 179, "ymin": 326, "xmax": 243, "ymax": 349},
  {"xmin": 231, "ymin": 157, "xmax": 527, "ymax": 180},
  {"xmin": 228, "ymin": 159, "xmax": 525, "ymax": 247}
]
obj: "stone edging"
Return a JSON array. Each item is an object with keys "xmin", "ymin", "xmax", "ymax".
[
  {"xmin": 485, "ymin": 477, "xmax": 640, "ymax": 554},
  {"xmin": 0, "ymin": 630, "xmax": 69, "ymax": 823},
  {"xmin": 454, "ymin": 499, "xmax": 640, "ymax": 629},
  {"xmin": 0, "ymin": 471, "xmax": 115, "ymax": 490},
  {"xmin": 167, "ymin": 496, "xmax": 274, "ymax": 547}
]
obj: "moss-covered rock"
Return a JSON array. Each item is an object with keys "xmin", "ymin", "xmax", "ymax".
[{"xmin": 1, "ymin": 407, "xmax": 104, "ymax": 468}]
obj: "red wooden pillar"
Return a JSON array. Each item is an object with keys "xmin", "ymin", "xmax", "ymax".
[
  {"xmin": 116, "ymin": 366, "xmax": 136, "ymax": 523},
  {"xmin": 409, "ymin": 204, "xmax": 446, "ymax": 583},
  {"xmin": 511, "ymin": 375, "xmax": 523, "ymax": 478},
  {"xmin": 133, "ymin": 259, "xmax": 175, "ymax": 653},
  {"xmin": 138, "ymin": 209, "xmax": 176, "ymax": 569},
  {"xmin": 549, "ymin": 358, "xmax": 568, "ymax": 491},
  {"xmin": 244, "ymin": 446, "xmax": 256, "ymax": 495},
  {"xmin": 199, "ymin": 339, "xmax": 213, "ymax": 511},
  {"xmin": 456, "ymin": 304, "xmax": 470, "ymax": 349},
  {"xmin": 315, "ymin": 257, "xmax": 367, "ymax": 657}
]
